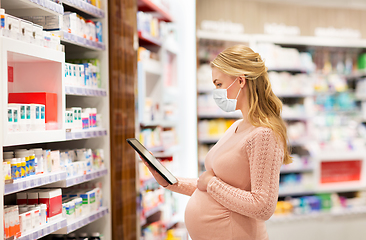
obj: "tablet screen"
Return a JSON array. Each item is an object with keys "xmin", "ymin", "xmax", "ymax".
[{"xmin": 127, "ymin": 138, "xmax": 178, "ymax": 185}]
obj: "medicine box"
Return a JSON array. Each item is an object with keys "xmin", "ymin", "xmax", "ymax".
[
  {"xmin": 16, "ymin": 192, "xmax": 27, "ymax": 205},
  {"xmin": 20, "ymin": 20, "xmax": 33, "ymax": 38},
  {"xmin": 9, "ymin": 92, "xmax": 58, "ymax": 125},
  {"xmin": 39, "ymin": 188, "xmax": 62, "ymax": 222},
  {"xmin": 27, "ymin": 191, "xmax": 39, "ymax": 205}
]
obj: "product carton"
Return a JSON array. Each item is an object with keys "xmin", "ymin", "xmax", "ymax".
[
  {"xmin": 8, "ymin": 92, "xmax": 57, "ymax": 128},
  {"xmin": 27, "ymin": 191, "xmax": 39, "ymax": 205},
  {"xmin": 16, "ymin": 192, "xmax": 27, "ymax": 205},
  {"xmin": 39, "ymin": 188, "xmax": 62, "ymax": 222}
]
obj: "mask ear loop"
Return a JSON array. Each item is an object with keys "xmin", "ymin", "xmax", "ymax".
[
  {"xmin": 227, "ymin": 77, "xmax": 238, "ymax": 89},
  {"xmin": 235, "ymin": 87, "xmax": 241, "ymax": 100}
]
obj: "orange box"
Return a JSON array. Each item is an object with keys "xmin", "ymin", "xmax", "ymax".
[{"xmin": 8, "ymin": 92, "xmax": 57, "ymax": 123}]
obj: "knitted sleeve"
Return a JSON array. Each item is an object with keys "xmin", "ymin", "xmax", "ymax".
[
  {"xmin": 206, "ymin": 128, "xmax": 283, "ymax": 221},
  {"xmin": 165, "ymin": 177, "xmax": 198, "ymax": 196}
]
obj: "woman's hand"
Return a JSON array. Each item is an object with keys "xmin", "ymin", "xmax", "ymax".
[
  {"xmin": 197, "ymin": 169, "xmax": 216, "ymax": 192},
  {"xmin": 140, "ymin": 154, "xmax": 170, "ymax": 187}
]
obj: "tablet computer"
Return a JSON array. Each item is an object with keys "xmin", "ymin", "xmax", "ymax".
[{"xmin": 126, "ymin": 138, "xmax": 178, "ymax": 185}]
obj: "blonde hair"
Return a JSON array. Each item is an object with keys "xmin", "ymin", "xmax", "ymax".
[{"xmin": 211, "ymin": 45, "xmax": 292, "ymax": 165}]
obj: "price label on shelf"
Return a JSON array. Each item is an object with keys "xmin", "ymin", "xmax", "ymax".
[
  {"xmin": 33, "ymin": 231, "xmax": 39, "ymax": 239},
  {"xmin": 30, "ymin": 179, "xmax": 35, "ymax": 187},
  {"xmin": 47, "ymin": 226, "xmax": 51, "ymax": 234},
  {"xmin": 22, "ymin": 181, "xmax": 27, "ymax": 189}
]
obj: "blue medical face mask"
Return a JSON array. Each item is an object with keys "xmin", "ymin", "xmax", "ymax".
[{"xmin": 212, "ymin": 78, "xmax": 241, "ymax": 112}]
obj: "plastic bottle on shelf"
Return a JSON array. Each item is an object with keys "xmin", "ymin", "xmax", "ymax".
[
  {"xmin": 32, "ymin": 148, "xmax": 44, "ymax": 174},
  {"xmin": 90, "ymin": 233, "xmax": 101, "ymax": 240},
  {"xmin": 11, "ymin": 158, "xmax": 19, "ymax": 180},
  {"xmin": 67, "ymin": 233, "xmax": 77, "ymax": 240},
  {"xmin": 28, "ymin": 150, "xmax": 36, "ymax": 176},
  {"xmin": 78, "ymin": 233, "xmax": 88, "ymax": 240},
  {"xmin": 20, "ymin": 158, "xmax": 26, "ymax": 178},
  {"xmin": 0, "ymin": 9, "xmax": 5, "ymax": 29}
]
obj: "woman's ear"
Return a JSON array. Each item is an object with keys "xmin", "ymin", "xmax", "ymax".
[{"xmin": 239, "ymin": 76, "xmax": 246, "ymax": 88}]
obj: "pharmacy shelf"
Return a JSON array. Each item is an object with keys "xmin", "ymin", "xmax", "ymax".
[
  {"xmin": 49, "ymin": 168, "xmax": 108, "ymax": 188},
  {"xmin": 197, "ymin": 87, "xmax": 214, "ymax": 94},
  {"xmin": 4, "ymin": 130, "xmax": 65, "ymax": 147},
  {"xmin": 197, "ymin": 30, "xmax": 366, "ymax": 48},
  {"xmin": 17, "ymin": 218, "xmax": 67, "ymax": 240},
  {"xmin": 282, "ymin": 115, "xmax": 311, "ymax": 121},
  {"xmin": 289, "ymin": 139, "xmax": 309, "ymax": 147},
  {"xmin": 1, "ymin": 35, "xmax": 64, "ymax": 63},
  {"xmin": 141, "ymin": 58, "xmax": 162, "ymax": 76},
  {"xmin": 61, "ymin": 0, "xmax": 105, "ymax": 18},
  {"xmin": 138, "ymin": 31, "xmax": 163, "ymax": 47},
  {"xmin": 280, "ymin": 166, "xmax": 314, "ymax": 174},
  {"xmin": 198, "ymin": 112, "xmax": 242, "ymax": 119},
  {"xmin": 147, "ymin": 146, "xmax": 165, "ymax": 152},
  {"xmin": 278, "ymin": 189, "xmax": 315, "ymax": 197},
  {"xmin": 1, "ymin": 0, "xmax": 63, "ymax": 17},
  {"xmin": 276, "ymin": 93, "xmax": 314, "ymax": 98},
  {"xmin": 137, "ymin": 0, "xmax": 173, "ymax": 22},
  {"xmin": 268, "ymin": 68, "xmax": 307, "ymax": 73},
  {"xmin": 5, "ymin": 171, "xmax": 67, "ymax": 195},
  {"xmin": 65, "ymin": 128, "xmax": 107, "ymax": 140},
  {"xmin": 144, "ymin": 204, "xmax": 162, "ymax": 219},
  {"xmin": 164, "ymin": 214, "xmax": 180, "ymax": 230},
  {"xmin": 60, "ymin": 31, "xmax": 105, "ymax": 51},
  {"xmin": 65, "ymin": 86, "xmax": 107, "ymax": 97},
  {"xmin": 198, "ymin": 138, "xmax": 219, "ymax": 144},
  {"xmin": 140, "ymin": 120, "xmax": 176, "ymax": 128},
  {"xmin": 54, "ymin": 207, "xmax": 109, "ymax": 234},
  {"xmin": 140, "ymin": 177, "xmax": 158, "ymax": 191},
  {"xmin": 268, "ymin": 206, "xmax": 366, "ymax": 223}
]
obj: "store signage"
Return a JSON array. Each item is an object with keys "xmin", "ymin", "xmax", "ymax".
[
  {"xmin": 314, "ymin": 27, "xmax": 361, "ymax": 39},
  {"xmin": 320, "ymin": 160, "xmax": 362, "ymax": 184},
  {"xmin": 201, "ymin": 20, "xmax": 244, "ymax": 34},
  {"xmin": 264, "ymin": 23, "xmax": 300, "ymax": 36}
]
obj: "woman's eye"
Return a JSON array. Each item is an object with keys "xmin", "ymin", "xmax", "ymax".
[{"xmin": 216, "ymin": 83, "xmax": 222, "ymax": 88}]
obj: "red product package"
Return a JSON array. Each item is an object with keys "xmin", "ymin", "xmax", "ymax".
[
  {"xmin": 8, "ymin": 92, "xmax": 57, "ymax": 124},
  {"xmin": 39, "ymin": 189, "xmax": 62, "ymax": 222}
]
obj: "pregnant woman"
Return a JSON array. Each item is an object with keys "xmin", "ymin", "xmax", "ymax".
[{"xmin": 142, "ymin": 45, "xmax": 292, "ymax": 240}]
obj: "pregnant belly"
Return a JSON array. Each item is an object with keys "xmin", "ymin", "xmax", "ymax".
[{"xmin": 185, "ymin": 190, "xmax": 231, "ymax": 240}]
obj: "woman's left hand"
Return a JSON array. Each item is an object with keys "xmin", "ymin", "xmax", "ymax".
[{"xmin": 197, "ymin": 169, "xmax": 216, "ymax": 192}]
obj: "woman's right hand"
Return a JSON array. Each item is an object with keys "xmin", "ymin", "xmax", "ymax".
[{"xmin": 140, "ymin": 154, "xmax": 170, "ymax": 187}]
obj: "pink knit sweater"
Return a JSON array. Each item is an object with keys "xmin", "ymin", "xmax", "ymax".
[{"xmin": 166, "ymin": 121, "xmax": 284, "ymax": 240}]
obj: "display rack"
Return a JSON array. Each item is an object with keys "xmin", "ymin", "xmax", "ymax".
[
  {"xmin": 137, "ymin": 0, "xmax": 173, "ymax": 22},
  {"xmin": 1, "ymin": 0, "xmax": 64, "ymax": 16},
  {"xmin": 61, "ymin": 0, "xmax": 105, "ymax": 18},
  {"xmin": 17, "ymin": 218, "xmax": 67, "ymax": 240},
  {"xmin": 0, "ymin": 0, "xmax": 111, "ymax": 238},
  {"xmin": 138, "ymin": 31, "xmax": 163, "ymax": 46},
  {"xmin": 5, "ymin": 171, "xmax": 67, "ymax": 195},
  {"xmin": 54, "ymin": 207, "xmax": 109, "ymax": 234},
  {"xmin": 65, "ymin": 86, "xmax": 107, "ymax": 96},
  {"xmin": 50, "ymin": 168, "xmax": 108, "ymax": 188},
  {"xmin": 61, "ymin": 31, "xmax": 106, "ymax": 51}
]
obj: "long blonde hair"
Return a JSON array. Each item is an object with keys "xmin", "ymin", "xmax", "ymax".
[{"xmin": 211, "ymin": 45, "xmax": 292, "ymax": 165}]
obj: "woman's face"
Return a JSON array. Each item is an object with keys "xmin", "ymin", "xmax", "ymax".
[{"xmin": 212, "ymin": 67, "xmax": 241, "ymax": 100}]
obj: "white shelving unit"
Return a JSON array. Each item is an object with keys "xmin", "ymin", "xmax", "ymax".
[
  {"xmin": 0, "ymin": 0, "xmax": 111, "ymax": 239},
  {"xmin": 49, "ymin": 168, "xmax": 108, "ymax": 188},
  {"xmin": 5, "ymin": 171, "xmax": 67, "ymax": 195},
  {"xmin": 18, "ymin": 218, "xmax": 68, "ymax": 240},
  {"xmin": 1, "ymin": 0, "xmax": 64, "ymax": 16},
  {"xmin": 61, "ymin": 0, "xmax": 105, "ymax": 18},
  {"xmin": 54, "ymin": 207, "xmax": 109, "ymax": 234}
]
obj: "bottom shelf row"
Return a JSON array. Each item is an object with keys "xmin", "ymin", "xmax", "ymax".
[{"xmin": 8, "ymin": 207, "xmax": 109, "ymax": 240}]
